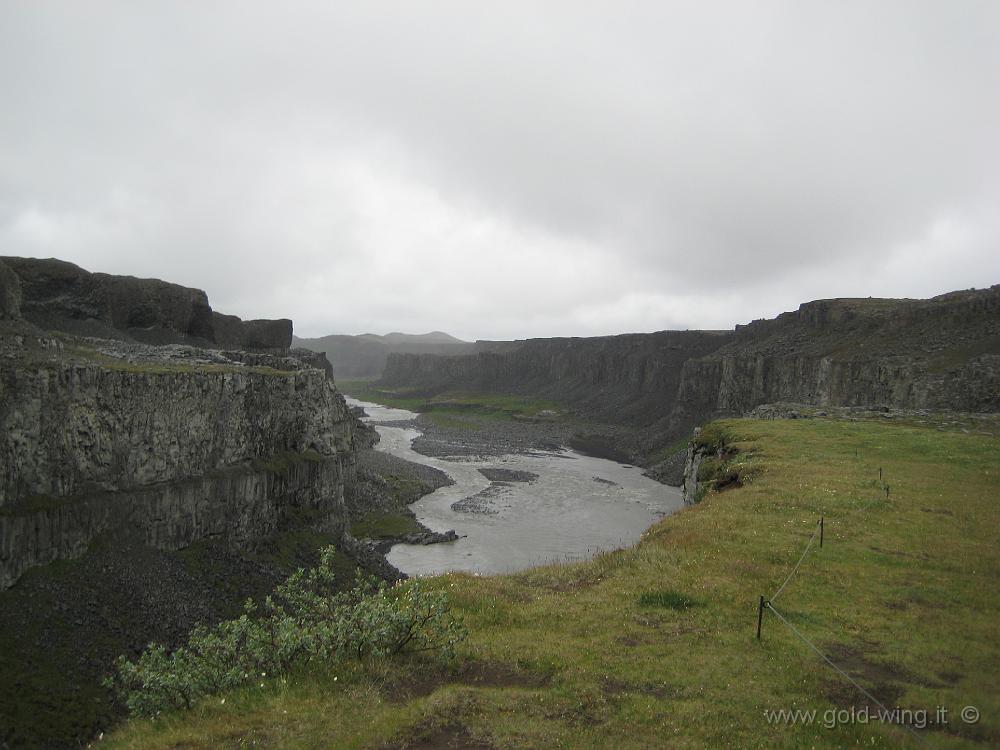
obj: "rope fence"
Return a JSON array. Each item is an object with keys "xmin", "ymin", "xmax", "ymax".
[
  {"xmin": 769, "ymin": 518, "xmax": 821, "ymax": 603},
  {"xmin": 765, "ymin": 602, "xmax": 930, "ymax": 747},
  {"xmin": 754, "ymin": 466, "xmax": 930, "ymax": 745}
]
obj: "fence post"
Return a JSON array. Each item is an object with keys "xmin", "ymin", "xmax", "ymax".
[
  {"xmin": 885, "ymin": 484, "xmax": 890, "ymax": 499},
  {"xmin": 820, "ymin": 516, "xmax": 824, "ymax": 548},
  {"xmin": 757, "ymin": 595, "xmax": 766, "ymax": 640},
  {"xmin": 879, "ymin": 467, "xmax": 882, "ymax": 482}
]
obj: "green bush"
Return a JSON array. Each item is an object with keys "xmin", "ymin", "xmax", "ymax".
[
  {"xmin": 104, "ymin": 547, "xmax": 466, "ymax": 717},
  {"xmin": 696, "ymin": 456, "xmax": 721, "ymax": 482},
  {"xmin": 692, "ymin": 423, "xmax": 731, "ymax": 453}
]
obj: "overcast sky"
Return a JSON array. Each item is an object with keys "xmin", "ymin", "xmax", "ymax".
[{"xmin": 1, "ymin": 2, "xmax": 998, "ymax": 340}]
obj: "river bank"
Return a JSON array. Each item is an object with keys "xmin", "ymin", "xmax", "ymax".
[{"xmin": 347, "ymin": 398, "xmax": 684, "ymax": 577}]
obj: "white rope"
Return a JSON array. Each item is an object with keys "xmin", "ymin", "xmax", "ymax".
[
  {"xmin": 766, "ymin": 602, "xmax": 931, "ymax": 747},
  {"xmin": 770, "ymin": 521, "xmax": 820, "ymax": 602}
]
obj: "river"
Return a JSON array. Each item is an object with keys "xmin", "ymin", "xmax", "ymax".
[{"xmin": 348, "ymin": 398, "xmax": 684, "ymax": 576}]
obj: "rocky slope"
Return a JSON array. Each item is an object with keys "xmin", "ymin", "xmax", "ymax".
[{"xmin": 381, "ymin": 286, "xmax": 1000, "ymax": 460}]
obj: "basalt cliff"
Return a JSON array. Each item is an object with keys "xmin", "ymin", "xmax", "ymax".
[
  {"xmin": 381, "ymin": 286, "xmax": 1000, "ymax": 461},
  {"xmin": 0, "ymin": 257, "xmax": 359, "ymax": 591}
]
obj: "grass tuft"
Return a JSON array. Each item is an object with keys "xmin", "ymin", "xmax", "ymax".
[{"xmin": 637, "ymin": 590, "xmax": 700, "ymax": 610}]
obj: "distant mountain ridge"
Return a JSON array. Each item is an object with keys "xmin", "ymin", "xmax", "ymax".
[
  {"xmin": 361, "ymin": 331, "xmax": 465, "ymax": 346},
  {"xmin": 293, "ymin": 331, "xmax": 475, "ymax": 379}
]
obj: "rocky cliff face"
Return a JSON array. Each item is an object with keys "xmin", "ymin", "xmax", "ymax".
[
  {"xmin": 681, "ymin": 431, "xmax": 705, "ymax": 506},
  {"xmin": 382, "ymin": 331, "xmax": 731, "ymax": 427},
  {"xmin": 673, "ymin": 287, "xmax": 1000, "ymax": 420},
  {"xmin": 0, "ymin": 357, "xmax": 352, "ymax": 506},
  {"xmin": 1, "ymin": 256, "xmax": 291, "ymax": 352},
  {"xmin": 0, "ymin": 330, "xmax": 357, "ymax": 590},
  {"xmin": 380, "ymin": 286, "xmax": 1000, "ymax": 457}
]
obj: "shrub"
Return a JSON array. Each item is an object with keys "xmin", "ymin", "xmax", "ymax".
[{"xmin": 104, "ymin": 547, "xmax": 466, "ymax": 717}]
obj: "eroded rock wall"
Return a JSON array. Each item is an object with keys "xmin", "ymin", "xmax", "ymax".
[
  {"xmin": 674, "ymin": 287, "xmax": 1000, "ymax": 418},
  {"xmin": 0, "ymin": 337, "xmax": 359, "ymax": 589},
  {"xmin": 0, "ymin": 364, "xmax": 353, "ymax": 506},
  {"xmin": 0, "ymin": 453, "xmax": 347, "ymax": 589}
]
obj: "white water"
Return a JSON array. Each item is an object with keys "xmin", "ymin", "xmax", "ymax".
[{"xmin": 348, "ymin": 398, "xmax": 683, "ymax": 576}]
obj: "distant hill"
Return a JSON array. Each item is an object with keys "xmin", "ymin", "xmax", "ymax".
[
  {"xmin": 292, "ymin": 331, "xmax": 475, "ymax": 379},
  {"xmin": 376, "ymin": 331, "xmax": 465, "ymax": 346}
]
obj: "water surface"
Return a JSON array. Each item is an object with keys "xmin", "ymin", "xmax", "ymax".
[{"xmin": 348, "ymin": 398, "xmax": 683, "ymax": 576}]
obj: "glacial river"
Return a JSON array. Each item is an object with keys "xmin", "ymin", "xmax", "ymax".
[{"xmin": 348, "ymin": 398, "xmax": 683, "ymax": 576}]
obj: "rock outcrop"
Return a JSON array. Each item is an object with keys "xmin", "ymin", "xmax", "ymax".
[
  {"xmin": 289, "ymin": 346, "xmax": 335, "ymax": 379},
  {"xmin": 672, "ymin": 287, "xmax": 1000, "ymax": 419},
  {"xmin": 213, "ymin": 312, "xmax": 292, "ymax": 353},
  {"xmin": 681, "ymin": 428, "xmax": 706, "ymax": 506},
  {"xmin": 2, "ymin": 256, "xmax": 215, "ymax": 343},
  {"xmin": 0, "ymin": 256, "xmax": 291, "ymax": 353}
]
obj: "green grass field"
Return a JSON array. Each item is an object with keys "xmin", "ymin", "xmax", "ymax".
[{"xmin": 103, "ymin": 418, "xmax": 999, "ymax": 749}]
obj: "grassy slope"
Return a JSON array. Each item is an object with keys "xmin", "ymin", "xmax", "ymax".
[{"xmin": 103, "ymin": 418, "xmax": 999, "ymax": 749}]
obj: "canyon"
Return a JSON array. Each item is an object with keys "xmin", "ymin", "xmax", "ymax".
[
  {"xmin": 379, "ymin": 287, "xmax": 1000, "ymax": 468},
  {"xmin": 2, "ymin": 256, "xmax": 998, "ymax": 747}
]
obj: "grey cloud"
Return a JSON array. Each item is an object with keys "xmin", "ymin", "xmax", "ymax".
[{"xmin": 1, "ymin": 1, "xmax": 997, "ymax": 339}]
